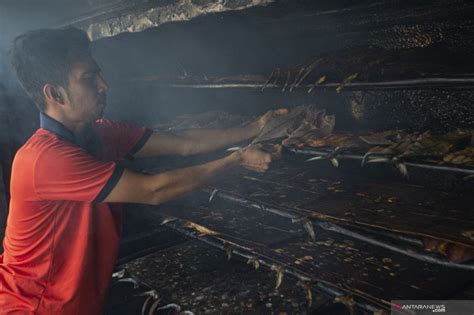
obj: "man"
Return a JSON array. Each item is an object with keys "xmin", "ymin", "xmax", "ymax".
[{"xmin": 0, "ymin": 28, "xmax": 286, "ymax": 314}]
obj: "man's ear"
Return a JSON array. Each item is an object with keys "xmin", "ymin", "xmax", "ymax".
[{"xmin": 43, "ymin": 84, "xmax": 67, "ymax": 106}]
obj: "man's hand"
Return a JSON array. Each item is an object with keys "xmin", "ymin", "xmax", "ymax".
[
  {"xmin": 255, "ymin": 108, "xmax": 289, "ymax": 133},
  {"xmin": 232, "ymin": 144, "xmax": 273, "ymax": 173}
]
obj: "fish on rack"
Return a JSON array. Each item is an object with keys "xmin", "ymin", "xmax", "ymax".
[
  {"xmin": 253, "ymin": 104, "xmax": 335, "ymax": 145},
  {"xmin": 362, "ymin": 129, "xmax": 472, "ymax": 176}
]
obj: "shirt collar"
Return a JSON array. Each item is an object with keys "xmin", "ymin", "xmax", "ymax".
[{"xmin": 40, "ymin": 112, "xmax": 76, "ymax": 143}]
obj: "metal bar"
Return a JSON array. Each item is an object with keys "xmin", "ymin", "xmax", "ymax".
[
  {"xmin": 205, "ymin": 189, "xmax": 474, "ymax": 270},
  {"xmin": 204, "ymin": 189, "xmax": 300, "ymax": 220},
  {"xmin": 318, "ymin": 222, "xmax": 474, "ymax": 271},
  {"xmin": 342, "ymin": 224, "xmax": 423, "ymax": 247},
  {"xmin": 149, "ymin": 77, "xmax": 474, "ymax": 90},
  {"xmin": 288, "ymin": 147, "xmax": 474, "ymax": 175}
]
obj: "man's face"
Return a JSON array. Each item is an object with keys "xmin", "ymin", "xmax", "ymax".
[{"xmin": 63, "ymin": 55, "xmax": 109, "ymax": 124}]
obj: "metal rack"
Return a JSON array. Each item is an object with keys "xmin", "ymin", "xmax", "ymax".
[
  {"xmin": 288, "ymin": 147, "xmax": 474, "ymax": 177},
  {"xmin": 202, "ymin": 189, "xmax": 474, "ymax": 271},
  {"xmin": 149, "ymin": 78, "xmax": 474, "ymax": 91}
]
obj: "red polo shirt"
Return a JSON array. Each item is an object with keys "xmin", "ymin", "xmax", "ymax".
[{"xmin": 0, "ymin": 113, "xmax": 151, "ymax": 314}]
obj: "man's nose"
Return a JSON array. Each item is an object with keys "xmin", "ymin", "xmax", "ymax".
[{"xmin": 97, "ymin": 74, "xmax": 109, "ymax": 93}]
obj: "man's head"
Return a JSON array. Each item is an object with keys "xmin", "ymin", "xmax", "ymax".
[{"xmin": 10, "ymin": 28, "xmax": 108, "ymax": 124}]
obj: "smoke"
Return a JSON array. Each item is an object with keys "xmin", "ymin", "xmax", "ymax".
[
  {"xmin": 90, "ymin": 3, "xmax": 327, "ymax": 127},
  {"xmin": 1, "ymin": 0, "xmax": 340, "ymax": 129},
  {"xmin": 0, "ymin": 0, "xmax": 102, "ymax": 87},
  {"xmin": 0, "ymin": 2, "xmax": 52, "ymax": 149},
  {"xmin": 0, "ymin": 2, "xmax": 46, "ymax": 90}
]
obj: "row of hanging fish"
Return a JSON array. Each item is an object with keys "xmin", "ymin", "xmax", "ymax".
[
  {"xmin": 252, "ymin": 104, "xmax": 335, "ymax": 145},
  {"xmin": 301, "ymin": 129, "xmax": 474, "ymax": 172},
  {"xmin": 153, "ymin": 106, "xmax": 473, "ymax": 174},
  {"xmin": 249, "ymin": 105, "xmax": 473, "ymax": 169}
]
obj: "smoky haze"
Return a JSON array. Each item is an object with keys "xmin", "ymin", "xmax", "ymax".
[
  {"xmin": 0, "ymin": 0, "xmax": 125, "ymax": 89},
  {"xmin": 0, "ymin": 0, "xmax": 359, "ymax": 132},
  {"xmin": 90, "ymin": 3, "xmax": 349, "ymax": 128}
]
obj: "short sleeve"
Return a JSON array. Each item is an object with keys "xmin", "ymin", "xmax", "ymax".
[
  {"xmin": 34, "ymin": 143, "xmax": 124, "ymax": 203},
  {"xmin": 95, "ymin": 119, "xmax": 152, "ymax": 160}
]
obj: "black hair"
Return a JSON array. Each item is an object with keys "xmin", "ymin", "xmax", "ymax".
[{"xmin": 9, "ymin": 28, "xmax": 91, "ymax": 111}]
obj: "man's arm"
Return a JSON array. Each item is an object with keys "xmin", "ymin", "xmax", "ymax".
[
  {"xmin": 103, "ymin": 145, "xmax": 272, "ymax": 205},
  {"xmin": 134, "ymin": 109, "xmax": 287, "ymax": 158}
]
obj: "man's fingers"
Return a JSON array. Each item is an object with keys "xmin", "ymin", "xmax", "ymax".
[
  {"xmin": 242, "ymin": 160, "xmax": 270, "ymax": 173},
  {"xmin": 243, "ymin": 162, "xmax": 269, "ymax": 169}
]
